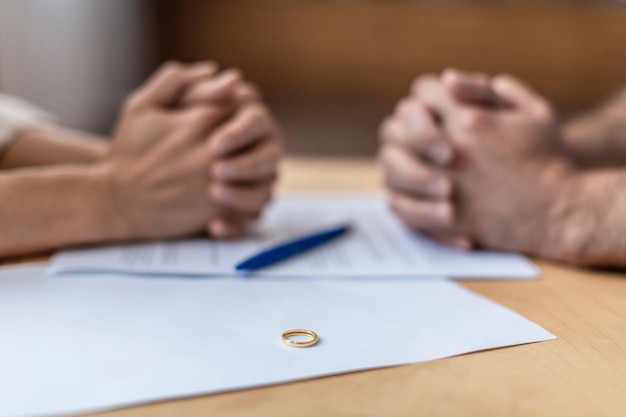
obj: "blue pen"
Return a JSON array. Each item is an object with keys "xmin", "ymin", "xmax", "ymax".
[{"xmin": 235, "ymin": 223, "xmax": 352, "ymax": 273}]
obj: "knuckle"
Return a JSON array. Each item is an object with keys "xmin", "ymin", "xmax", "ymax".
[
  {"xmin": 213, "ymin": 161, "xmax": 231, "ymax": 179},
  {"xmin": 253, "ymin": 156, "xmax": 272, "ymax": 175},
  {"xmin": 411, "ymin": 74, "xmax": 438, "ymax": 96},
  {"xmin": 442, "ymin": 66, "xmax": 457, "ymax": 76},
  {"xmin": 420, "ymin": 174, "xmax": 451, "ymax": 197},
  {"xmin": 421, "ymin": 132, "xmax": 442, "ymax": 151},
  {"xmin": 410, "ymin": 121, "xmax": 440, "ymax": 147},
  {"xmin": 534, "ymin": 100, "xmax": 555, "ymax": 122},
  {"xmin": 458, "ymin": 109, "xmax": 487, "ymax": 131},
  {"xmin": 240, "ymin": 82, "xmax": 262, "ymax": 101},
  {"xmin": 124, "ymin": 92, "xmax": 144, "ymax": 113},
  {"xmin": 248, "ymin": 104, "xmax": 270, "ymax": 124},
  {"xmin": 186, "ymin": 107, "xmax": 213, "ymax": 123},
  {"xmin": 160, "ymin": 60, "xmax": 185, "ymax": 75},
  {"xmin": 228, "ymin": 67, "xmax": 243, "ymax": 80},
  {"xmin": 378, "ymin": 144, "xmax": 397, "ymax": 166},
  {"xmin": 472, "ymin": 71, "xmax": 490, "ymax": 83},
  {"xmin": 441, "ymin": 67, "xmax": 460, "ymax": 83},
  {"xmin": 213, "ymin": 184, "xmax": 230, "ymax": 202},
  {"xmin": 395, "ymin": 98, "xmax": 414, "ymax": 117},
  {"xmin": 239, "ymin": 157, "xmax": 258, "ymax": 174},
  {"xmin": 379, "ymin": 117, "xmax": 398, "ymax": 143},
  {"xmin": 226, "ymin": 123, "xmax": 245, "ymax": 140},
  {"xmin": 492, "ymin": 73, "xmax": 514, "ymax": 86}
]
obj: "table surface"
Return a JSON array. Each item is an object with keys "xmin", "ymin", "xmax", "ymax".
[{"xmin": 7, "ymin": 157, "xmax": 626, "ymax": 417}]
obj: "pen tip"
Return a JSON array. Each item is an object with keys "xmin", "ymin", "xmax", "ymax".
[{"xmin": 235, "ymin": 267, "xmax": 252, "ymax": 277}]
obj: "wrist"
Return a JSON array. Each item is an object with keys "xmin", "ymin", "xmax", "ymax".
[
  {"xmin": 562, "ymin": 104, "xmax": 626, "ymax": 169},
  {"xmin": 561, "ymin": 117, "xmax": 598, "ymax": 167},
  {"xmin": 87, "ymin": 161, "xmax": 134, "ymax": 243},
  {"xmin": 543, "ymin": 166, "xmax": 599, "ymax": 266}
]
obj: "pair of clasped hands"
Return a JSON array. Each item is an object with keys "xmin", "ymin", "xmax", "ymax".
[
  {"xmin": 106, "ymin": 62, "xmax": 282, "ymax": 242},
  {"xmin": 379, "ymin": 69, "xmax": 577, "ymax": 262}
]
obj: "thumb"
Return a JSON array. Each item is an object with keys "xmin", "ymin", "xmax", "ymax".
[
  {"xmin": 491, "ymin": 75, "xmax": 548, "ymax": 115},
  {"xmin": 130, "ymin": 61, "xmax": 217, "ymax": 110},
  {"xmin": 442, "ymin": 68, "xmax": 506, "ymax": 108},
  {"xmin": 207, "ymin": 218, "xmax": 245, "ymax": 239},
  {"xmin": 179, "ymin": 68, "xmax": 242, "ymax": 107}
]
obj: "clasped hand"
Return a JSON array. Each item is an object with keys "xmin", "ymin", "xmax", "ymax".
[
  {"xmin": 102, "ymin": 62, "xmax": 282, "ymax": 241},
  {"xmin": 379, "ymin": 69, "xmax": 585, "ymax": 263}
]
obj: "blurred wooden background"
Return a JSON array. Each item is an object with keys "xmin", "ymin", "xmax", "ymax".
[{"xmin": 154, "ymin": 0, "xmax": 626, "ymax": 156}]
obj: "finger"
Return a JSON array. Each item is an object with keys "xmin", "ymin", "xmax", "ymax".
[
  {"xmin": 379, "ymin": 116, "xmax": 410, "ymax": 145},
  {"xmin": 413, "ymin": 75, "xmax": 461, "ymax": 121},
  {"xmin": 410, "ymin": 73, "xmax": 438, "ymax": 97},
  {"xmin": 383, "ymin": 100, "xmax": 454, "ymax": 166},
  {"xmin": 441, "ymin": 68, "xmax": 505, "ymax": 108},
  {"xmin": 209, "ymin": 104, "xmax": 277, "ymax": 157},
  {"xmin": 207, "ymin": 218, "xmax": 246, "ymax": 240},
  {"xmin": 236, "ymin": 82, "xmax": 262, "ymax": 104},
  {"xmin": 215, "ymin": 203, "xmax": 262, "ymax": 222},
  {"xmin": 491, "ymin": 74, "xmax": 550, "ymax": 117},
  {"xmin": 380, "ymin": 144, "xmax": 452, "ymax": 199},
  {"xmin": 212, "ymin": 139, "xmax": 282, "ymax": 183},
  {"xmin": 425, "ymin": 232, "xmax": 473, "ymax": 250},
  {"xmin": 389, "ymin": 192, "xmax": 456, "ymax": 233},
  {"xmin": 129, "ymin": 61, "xmax": 216, "ymax": 109},
  {"xmin": 417, "ymin": 75, "xmax": 496, "ymax": 139},
  {"xmin": 173, "ymin": 105, "xmax": 236, "ymax": 142},
  {"xmin": 179, "ymin": 68, "xmax": 242, "ymax": 107},
  {"xmin": 209, "ymin": 182, "xmax": 272, "ymax": 215}
]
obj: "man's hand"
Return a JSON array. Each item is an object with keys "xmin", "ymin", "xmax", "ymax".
[
  {"xmin": 102, "ymin": 62, "xmax": 281, "ymax": 241},
  {"xmin": 379, "ymin": 69, "xmax": 588, "ymax": 263}
]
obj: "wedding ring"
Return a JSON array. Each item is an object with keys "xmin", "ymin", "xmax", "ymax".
[{"xmin": 281, "ymin": 329, "xmax": 319, "ymax": 348}]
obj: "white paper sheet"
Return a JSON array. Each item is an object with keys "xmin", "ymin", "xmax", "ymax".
[
  {"xmin": 0, "ymin": 264, "xmax": 554, "ymax": 417},
  {"xmin": 50, "ymin": 193, "xmax": 538, "ymax": 279}
]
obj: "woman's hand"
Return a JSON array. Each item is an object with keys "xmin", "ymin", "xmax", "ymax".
[{"xmin": 101, "ymin": 61, "xmax": 282, "ymax": 241}]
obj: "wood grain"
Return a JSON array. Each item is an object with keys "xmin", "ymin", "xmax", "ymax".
[
  {"xmin": 158, "ymin": 1, "xmax": 626, "ymax": 108},
  {"xmin": 155, "ymin": 1, "xmax": 626, "ymax": 155},
  {"xmin": 57, "ymin": 157, "xmax": 626, "ymax": 417}
]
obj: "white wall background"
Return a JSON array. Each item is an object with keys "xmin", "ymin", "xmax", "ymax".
[{"xmin": 0, "ymin": 0, "xmax": 152, "ymax": 134}]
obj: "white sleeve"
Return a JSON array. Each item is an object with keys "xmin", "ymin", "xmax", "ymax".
[{"xmin": 0, "ymin": 93, "xmax": 55, "ymax": 150}]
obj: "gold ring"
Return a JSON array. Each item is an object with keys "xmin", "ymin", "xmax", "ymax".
[{"xmin": 281, "ymin": 329, "xmax": 319, "ymax": 348}]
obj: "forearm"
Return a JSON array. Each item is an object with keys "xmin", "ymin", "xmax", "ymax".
[
  {"xmin": 562, "ymin": 88, "xmax": 626, "ymax": 168},
  {"xmin": 0, "ymin": 126, "xmax": 110, "ymax": 169},
  {"xmin": 0, "ymin": 164, "xmax": 124, "ymax": 257}
]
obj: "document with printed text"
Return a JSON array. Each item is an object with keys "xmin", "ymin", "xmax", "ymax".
[{"xmin": 50, "ymin": 193, "xmax": 539, "ymax": 279}]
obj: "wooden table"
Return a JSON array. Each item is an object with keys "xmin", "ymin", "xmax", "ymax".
[{"xmin": 8, "ymin": 157, "xmax": 626, "ymax": 417}]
